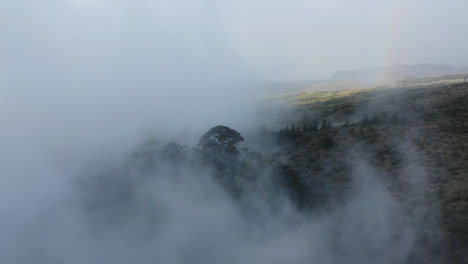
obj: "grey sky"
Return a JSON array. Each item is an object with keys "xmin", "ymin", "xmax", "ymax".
[
  {"xmin": 2, "ymin": 0, "xmax": 468, "ymax": 82},
  {"xmin": 217, "ymin": 0, "xmax": 468, "ymax": 80},
  {"xmin": 1, "ymin": 0, "xmax": 466, "ymax": 156}
]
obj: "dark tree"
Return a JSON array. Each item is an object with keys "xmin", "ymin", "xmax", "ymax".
[
  {"xmin": 319, "ymin": 134, "xmax": 334, "ymax": 149},
  {"xmin": 283, "ymin": 126, "xmax": 292, "ymax": 137},
  {"xmin": 370, "ymin": 114, "xmax": 380, "ymax": 125},
  {"xmin": 361, "ymin": 115, "xmax": 369, "ymax": 125},
  {"xmin": 312, "ymin": 118, "xmax": 319, "ymax": 130},
  {"xmin": 198, "ymin": 125, "xmax": 244, "ymax": 155},
  {"xmin": 279, "ymin": 127, "xmax": 285, "ymax": 136},
  {"xmin": 390, "ymin": 114, "xmax": 400, "ymax": 125},
  {"xmin": 312, "ymin": 121, "xmax": 318, "ymax": 131},
  {"xmin": 291, "ymin": 125, "xmax": 297, "ymax": 134},
  {"xmin": 281, "ymin": 165, "xmax": 306, "ymax": 208},
  {"xmin": 320, "ymin": 120, "xmax": 327, "ymax": 130}
]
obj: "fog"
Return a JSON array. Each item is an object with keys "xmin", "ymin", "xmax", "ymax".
[{"xmin": 0, "ymin": 1, "xmax": 445, "ymax": 263}]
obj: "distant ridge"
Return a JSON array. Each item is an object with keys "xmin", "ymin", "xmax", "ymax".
[{"xmin": 331, "ymin": 64, "xmax": 468, "ymax": 84}]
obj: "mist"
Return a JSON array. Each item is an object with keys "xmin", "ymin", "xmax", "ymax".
[
  {"xmin": 0, "ymin": 1, "xmax": 447, "ymax": 264},
  {"xmin": 1, "ymin": 1, "xmax": 260, "ymax": 262}
]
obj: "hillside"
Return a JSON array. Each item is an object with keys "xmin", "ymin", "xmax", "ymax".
[
  {"xmin": 267, "ymin": 65, "xmax": 468, "ymax": 98},
  {"xmin": 76, "ymin": 81, "xmax": 468, "ymax": 264},
  {"xmin": 275, "ymin": 81, "xmax": 468, "ymax": 263},
  {"xmin": 331, "ymin": 64, "xmax": 468, "ymax": 84}
]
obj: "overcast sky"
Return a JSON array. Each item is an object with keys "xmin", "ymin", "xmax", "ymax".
[
  {"xmin": 2, "ymin": 0, "xmax": 467, "ymax": 154},
  {"xmin": 1, "ymin": 0, "xmax": 467, "ymax": 81},
  {"xmin": 219, "ymin": 0, "xmax": 468, "ymax": 80}
]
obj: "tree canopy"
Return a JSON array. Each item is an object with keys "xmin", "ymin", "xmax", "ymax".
[{"xmin": 198, "ymin": 125, "xmax": 244, "ymax": 154}]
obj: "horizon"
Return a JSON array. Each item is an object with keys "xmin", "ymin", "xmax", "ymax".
[
  {"xmin": 267, "ymin": 63, "xmax": 468, "ymax": 83},
  {"xmin": 2, "ymin": 1, "xmax": 468, "ymax": 82}
]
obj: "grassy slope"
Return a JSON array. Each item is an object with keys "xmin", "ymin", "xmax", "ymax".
[{"xmin": 275, "ymin": 82, "xmax": 468, "ymax": 263}]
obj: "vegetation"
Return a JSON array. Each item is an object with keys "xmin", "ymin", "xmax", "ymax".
[
  {"xmin": 93, "ymin": 81, "xmax": 468, "ymax": 264},
  {"xmin": 273, "ymin": 81, "xmax": 468, "ymax": 264},
  {"xmin": 198, "ymin": 125, "xmax": 244, "ymax": 155},
  {"xmin": 397, "ymin": 73, "xmax": 468, "ymax": 86}
]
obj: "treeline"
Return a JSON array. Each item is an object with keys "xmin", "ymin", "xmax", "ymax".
[
  {"xmin": 278, "ymin": 114, "xmax": 408, "ymax": 138},
  {"xmin": 278, "ymin": 119, "xmax": 330, "ymax": 137}
]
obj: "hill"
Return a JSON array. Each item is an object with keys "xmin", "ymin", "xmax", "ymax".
[
  {"xmin": 331, "ymin": 64, "xmax": 468, "ymax": 84},
  {"xmin": 78, "ymin": 80, "xmax": 468, "ymax": 264},
  {"xmin": 275, "ymin": 81, "xmax": 468, "ymax": 263}
]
